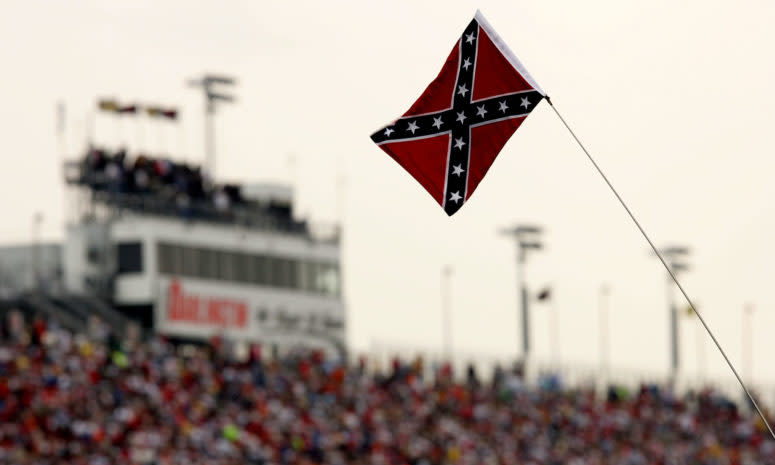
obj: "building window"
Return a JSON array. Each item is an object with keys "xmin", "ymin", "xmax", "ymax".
[
  {"xmin": 217, "ymin": 250, "xmax": 234, "ymax": 281},
  {"xmin": 288, "ymin": 260, "xmax": 299, "ymax": 289},
  {"xmin": 234, "ymin": 252, "xmax": 252, "ymax": 283},
  {"xmin": 182, "ymin": 246, "xmax": 200, "ymax": 277},
  {"xmin": 199, "ymin": 248, "xmax": 218, "ymax": 280},
  {"xmin": 253, "ymin": 255, "xmax": 268, "ymax": 285},
  {"xmin": 268, "ymin": 256, "xmax": 284, "ymax": 287},
  {"xmin": 318, "ymin": 263, "xmax": 340, "ymax": 297},
  {"xmin": 297, "ymin": 261, "xmax": 311, "ymax": 291},
  {"xmin": 117, "ymin": 242, "xmax": 143, "ymax": 274},
  {"xmin": 156, "ymin": 242, "xmax": 339, "ymax": 296},
  {"xmin": 170, "ymin": 244, "xmax": 184, "ymax": 275},
  {"xmin": 157, "ymin": 243, "xmax": 171, "ymax": 274}
]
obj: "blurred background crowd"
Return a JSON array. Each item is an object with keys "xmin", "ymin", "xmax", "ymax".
[
  {"xmin": 77, "ymin": 146, "xmax": 243, "ymax": 216},
  {"xmin": 4, "ymin": 2, "xmax": 775, "ymax": 465},
  {"xmin": 1, "ymin": 316, "xmax": 773, "ymax": 465}
]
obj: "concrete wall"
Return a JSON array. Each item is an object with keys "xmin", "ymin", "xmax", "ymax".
[{"xmin": 0, "ymin": 243, "xmax": 63, "ymax": 296}]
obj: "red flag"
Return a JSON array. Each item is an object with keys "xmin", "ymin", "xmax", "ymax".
[
  {"xmin": 146, "ymin": 106, "xmax": 178, "ymax": 120},
  {"xmin": 117, "ymin": 104, "xmax": 138, "ymax": 114},
  {"xmin": 370, "ymin": 11, "xmax": 545, "ymax": 216}
]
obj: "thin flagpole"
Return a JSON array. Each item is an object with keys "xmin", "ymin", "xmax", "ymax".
[{"xmin": 544, "ymin": 97, "xmax": 775, "ymax": 440}]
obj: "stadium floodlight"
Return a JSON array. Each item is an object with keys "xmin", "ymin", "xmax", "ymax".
[
  {"xmin": 499, "ymin": 223, "xmax": 545, "ymax": 362},
  {"xmin": 204, "ymin": 75, "xmax": 237, "ymax": 86},
  {"xmin": 654, "ymin": 244, "xmax": 691, "ymax": 386},
  {"xmin": 662, "ymin": 246, "xmax": 690, "ymax": 256},
  {"xmin": 498, "ymin": 225, "xmax": 542, "ymax": 236},
  {"xmin": 669, "ymin": 262, "xmax": 689, "ymax": 273},
  {"xmin": 514, "ymin": 225, "xmax": 543, "ymax": 234},
  {"xmin": 186, "ymin": 73, "xmax": 238, "ymax": 179},
  {"xmin": 654, "ymin": 245, "xmax": 689, "ymax": 258},
  {"xmin": 206, "ymin": 92, "xmax": 236, "ymax": 103}
]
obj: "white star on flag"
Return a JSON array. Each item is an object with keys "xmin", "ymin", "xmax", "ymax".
[
  {"xmin": 407, "ymin": 121, "xmax": 419, "ymax": 134},
  {"xmin": 449, "ymin": 191, "xmax": 462, "ymax": 203},
  {"xmin": 465, "ymin": 32, "xmax": 475, "ymax": 44},
  {"xmin": 457, "ymin": 84, "xmax": 468, "ymax": 97},
  {"xmin": 456, "ymin": 111, "xmax": 467, "ymax": 124},
  {"xmin": 498, "ymin": 101, "xmax": 508, "ymax": 113},
  {"xmin": 476, "ymin": 105, "xmax": 487, "ymax": 118},
  {"xmin": 454, "ymin": 138, "xmax": 466, "ymax": 150},
  {"xmin": 452, "ymin": 164, "xmax": 465, "ymax": 176},
  {"xmin": 462, "ymin": 58, "xmax": 472, "ymax": 70},
  {"xmin": 520, "ymin": 97, "xmax": 530, "ymax": 109},
  {"xmin": 432, "ymin": 116, "xmax": 443, "ymax": 129},
  {"xmin": 384, "ymin": 127, "xmax": 394, "ymax": 136}
]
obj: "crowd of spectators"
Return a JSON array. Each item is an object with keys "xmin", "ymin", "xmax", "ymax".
[
  {"xmin": 77, "ymin": 147, "xmax": 245, "ymax": 216},
  {"xmin": 1, "ymin": 316, "xmax": 773, "ymax": 465}
]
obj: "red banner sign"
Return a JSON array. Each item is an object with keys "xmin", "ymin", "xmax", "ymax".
[{"xmin": 166, "ymin": 279, "xmax": 247, "ymax": 328}]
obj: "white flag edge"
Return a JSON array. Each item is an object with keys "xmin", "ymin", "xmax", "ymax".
[{"xmin": 474, "ymin": 10, "xmax": 546, "ymax": 97}]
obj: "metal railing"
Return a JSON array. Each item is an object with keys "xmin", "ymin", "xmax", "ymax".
[{"xmin": 64, "ymin": 160, "xmax": 316, "ymax": 238}]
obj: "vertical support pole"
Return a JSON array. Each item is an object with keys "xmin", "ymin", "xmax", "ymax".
[
  {"xmin": 743, "ymin": 304, "xmax": 753, "ymax": 384},
  {"xmin": 668, "ymin": 276, "xmax": 679, "ymax": 386},
  {"xmin": 32, "ymin": 213, "xmax": 43, "ymax": 290},
  {"xmin": 670, "ymin": 300, "xmax": 679, "ymax": 383},
  {"xmin": 518, "ymin": 252, "xmax": 529, "ymax": 359},
  {"xmin": 549, "ymin": 293, "xmax": 559, "ymax": 363},
  {"xmin": 695, "ymin": 321, "xmax": 705, "ymax": 380},
  {"xmin": 441, "ymin": 266, "xmax": 453, "ymax": 361},
  {"xmin": 599, "ymin": 285, "xmax": 610, "ymax": 377},
  {"xmin": 205, "ymin": 100, "xmax": 215, "ymax": 180},
  {"xmin": 547, "ymin": 98, "xmax": 775, "ymax": 439}
]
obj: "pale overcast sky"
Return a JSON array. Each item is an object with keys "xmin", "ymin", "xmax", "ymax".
[{"xmin": 1, "ymin": 1, "xmax": 775, "ymax": 392}]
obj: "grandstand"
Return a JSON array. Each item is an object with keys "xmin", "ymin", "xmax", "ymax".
[
  {"xmin": 0, "ymin": 145, "xmax": 345, "ymax": 359},
  {"xmin": 1, "ymin": 318, "xmax": 773, "ymax": 464}
]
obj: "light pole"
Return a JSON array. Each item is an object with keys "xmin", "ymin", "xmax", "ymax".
[
  {"xmin": 743, "ymin": 303, "xmax": 754, "ymax": 384},
  {"xmin": 546, "ymin": 288, "xmax": 559, "ymax": 364},
  {"xmin": 500, "ymin": 224, "xmax": 543, "ymax": 362},
  {"xmin": 187, "ymin": 74, "xmax": 237, "ymax": 180},
  {"xmin": 31, "ymin": 212, "xmax": 44, "ymax": 290},
  {"xmin": 441, "ymin": 265, "xmax": 454, "ymax": 361},
  {"xmin": 695, "ymin": 312, "xmax": 706, "ymax": 381},
  {"xmin": 599, "ymin": 284, "xmax": 611, "ymax": 376},
  {"xmin": 655, "ymin": 245, "xmax": 690, "ymax": 386}
]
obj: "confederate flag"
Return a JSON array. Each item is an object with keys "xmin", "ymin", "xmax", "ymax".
[{"xmin": 370, "ymin": 11, "xmax": 545, "ymax": 216}]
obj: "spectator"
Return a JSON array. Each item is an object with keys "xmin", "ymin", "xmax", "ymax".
[
  {"xmin": 1, "ymin": 317, "xmax": 773, "ymax": 465},
  {"xmin": 73, "ymin": 147, "xmax": 304, "ymax": 233}
]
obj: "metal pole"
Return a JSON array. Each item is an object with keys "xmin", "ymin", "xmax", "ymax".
[
  {"xmin": 599, "ymin": 284, "xmax": 610, "ymax": 375},
  {"xmin": 744, "ymin": 303, "xmax": 753, "ymax": 384},
  {"xmin": 205, "ymin": 100, "xmax": 215, "ymax": 180},
  {"xmin": 441, "ymin": 266, "xmax": 453, "ymax": 361},
  {"xmin": 547, "ymin": 98, "xmax": 775, "ymax": 439},
  {"xmin": 518, "ymin": 249, "xmax": 529, "ymax": 359},
  {"xmin": 500, "ymin": 226, "xmax": 541, "ymax": 366},
  {"xmin": 696, "ymin": 319, "xmax": 706, "ymax": 381},
  {"xmin": 668, "ymin": 274, "xmax": 679, "ymax": 386},
  {"xmin": 32, "ymin": 213, "xmax": 43, "ymax": 290},
  {"xmin": 187, "ymin": 74, "xmax": 236, "ymax": 180},
  {"xmin": 549, "ymin": 291, "xmax": 559, "ymax": 364},
  {"xmin": 56, "ymin": 102, "xmax": 71, "ymax": 225}
]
